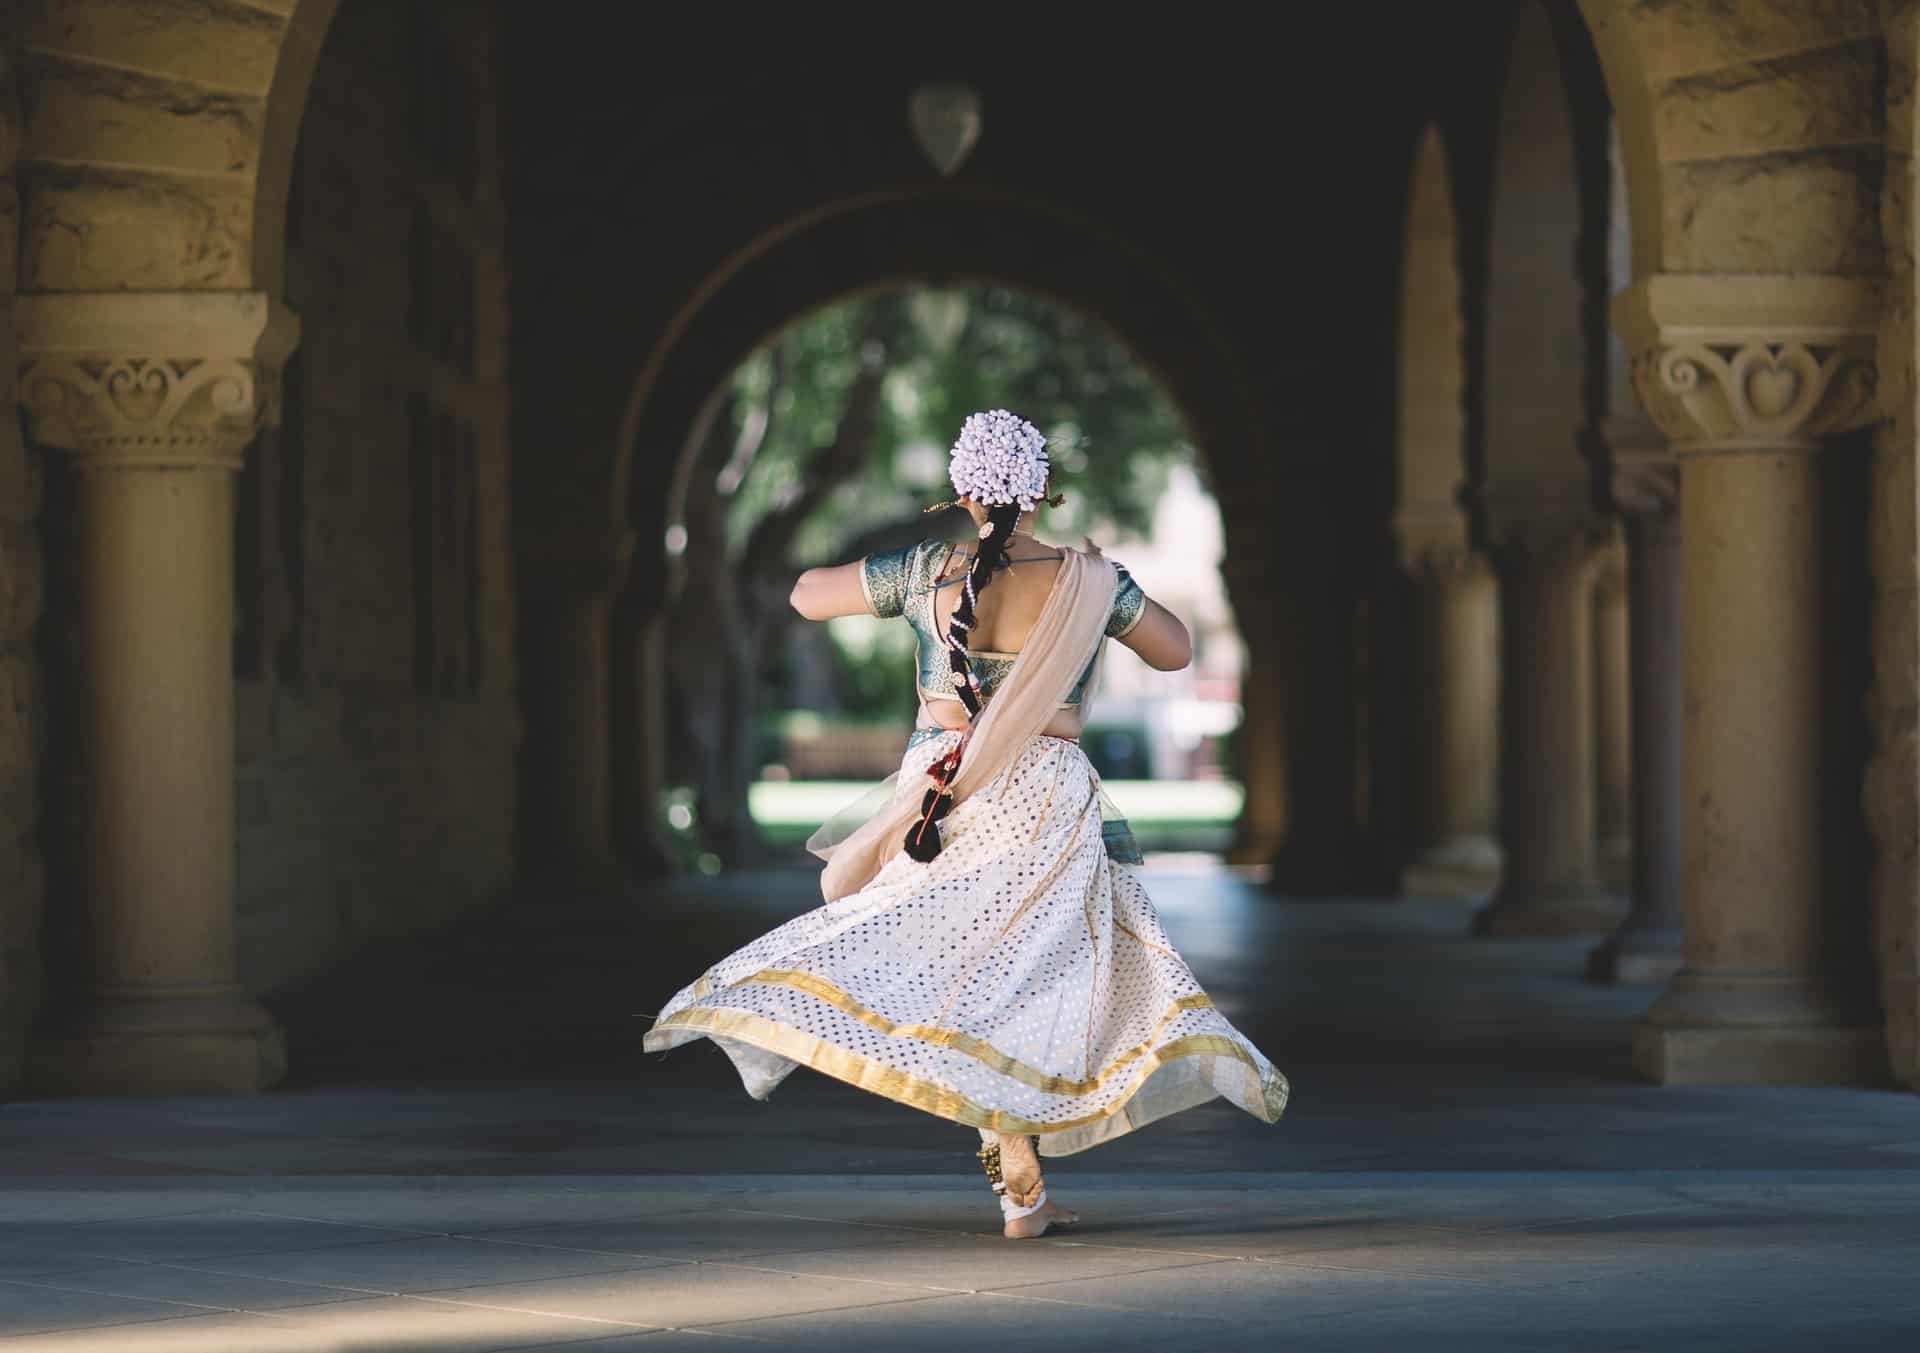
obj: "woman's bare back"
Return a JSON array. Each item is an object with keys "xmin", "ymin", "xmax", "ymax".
[{"xmin": 922, "ymin": 539, "xmax": 1080, "ymax": 736}]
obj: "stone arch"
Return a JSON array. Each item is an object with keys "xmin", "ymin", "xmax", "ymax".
[
  {"xmin": 18, "ymin": 0, "xmax": 340, "ymax": 294},
  {"xmin": 617, "ymin": 191, "xmax": 1261, "ymax": 573},
  {"xmin": 555, "ymin": 190, "xmax": 1280, "ymax": 877},
  {"xmin": 1395, "ymin": 125, "xmax": 1469, "ymax": 551},
  {"xmin": 1393, "ymin": 123, "xmax": 1500, "ymax": 898},
  {"xmin": 1576, "ymin": 0, "xmax": 1884, "ymax": 281},
  {"xmin": 1467, "ymin": 1, "xmax": 1623, "ymax": 939},
  {"xmin": 1479, "ymin": 2, "xmax": 1599, "ymax": 506}
]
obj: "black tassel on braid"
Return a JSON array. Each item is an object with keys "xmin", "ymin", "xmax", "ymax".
[{"xmin": 904, "ymin": 502, "xmax": 1023, "ymax": 863}]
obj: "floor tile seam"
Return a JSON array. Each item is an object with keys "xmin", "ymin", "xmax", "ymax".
[
  {"xmin": 1456, "ymin": 1203, "xmax": 1718, "ymax": 1233},
  {"xmin": 0, "ymin": 1272, "xmax": 248, "ymax": 1319},
  {"xmin": 0, "ymin": 1305, "xmax": 257, "ymax": 1342},
  {"xmin": 685, "ymin": 1257, "xmax": 998, "ymax": 1298},
  {"xmin": 978, "ymin": 1285, "xmax": 1252, "ymax": 1323},
  {"xmin": 230, "ymin": 1206, "xmax": 460, "ymax": 1237},
  {"xmin": 1487, "ymin": 1226, "xmax": 1920, "ymax": 1253},
  {"xmin": 439, "ymin": 1231, "xmax": 872, "ymax": 1266},
  {"xmin": 50, "ymin": 1230, "xmax": 465, "ymax": 1268},
  {"xmin": 0, "ymin": 1258, "xmax": 160, "ymax": 1282},
  {"xmin": 0, "ymin": 1265, "xmax": 386, "ymax": 1318},
  {"xmin": 713, "ymin": 1205, "xmax": 1000, "ymax": 1238},
  {"xmin": 376, "ymin": 1289, "xmax": 679, "ymax": 1333},
  {"xmin": 144, "ymin": 1251, "xmax": 683, "ymax": 1300},
  {"xmin": 11, "ymin": 1206, "xmax": 235, "ymax": 1229},
  {"xmin": 988, "ymin": 1237, "xmax": 1316, "ymax": 1263},
  {"xmin": 685, "ymin": 1290, "xmax": 964, "ymax": 1339},
  {"xmin": 449, "ymin": 1220, "xmax": 998, "ymax": 1258},
  {"xmin": 906, "ymin": 1243, "xmax": 1236, "ymax": 1297},
  {"xmin": 1242, "ymin": 1254, "xmax": 1535, "ymax": 1287}
]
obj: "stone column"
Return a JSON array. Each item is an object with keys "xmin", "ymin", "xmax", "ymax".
[
  {"xmin": 520, "ymin": 529, "xmax": 635, "ymax": 897},
  {"xmin": 1399, "ymin": 546, "xmax": 1501, "ymax": 897},
  {"xmin": 17, "ymin": 292, "xmax": 296, "ymax": 1093},
  {"xmin": 1474, "ymin": 514, "xmax": 1623, "ymax": 936},
  {"xmin": 1587, "ymin": 455, "xmax": 1686, "ymax": 983},
  {"xmin": 610, "ymin": 582, "xmax": 676, "ymax": 875},
  {"xmin": 1619, "ymin": 275, "xmax": 1886, "ymax": 1084},
  {"xmin": 1222, "ymin": 559, "xmax": 1288, "ymax": 869},
  {"xmin": 1264, "ymin": 492, "xmax": 1361, "ymax": 894},
  {"xmin": 1592, "ymin": 535, "xmax": 1632, "ymax": 890}
]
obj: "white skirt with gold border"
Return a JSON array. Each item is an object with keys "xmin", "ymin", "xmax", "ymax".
[{"xmin": 642, "ymin": 730, "xmax": 1289, "ymax": 1155}]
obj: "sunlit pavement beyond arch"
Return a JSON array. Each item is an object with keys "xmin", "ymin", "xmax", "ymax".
[{"xmin": 3, "ymin": 863, "xmax": 1918, "ymax": 1350}]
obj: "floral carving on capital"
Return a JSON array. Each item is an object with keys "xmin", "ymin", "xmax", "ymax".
[
  {"xmin": 1631, "ymin": 338, "xmax": 1877, "ymax": 453},
  {"xmin": 14, "ymin": 291, "xmax": 300, "ymax": 471},
  {"xmin": 20, "ymin": 356, "xmax": 270, "ymax": 469}
]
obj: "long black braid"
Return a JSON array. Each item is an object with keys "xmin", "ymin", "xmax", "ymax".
[{"xmin": 904, "ymin": 501, "xmax": 1024, "ymax": 862}]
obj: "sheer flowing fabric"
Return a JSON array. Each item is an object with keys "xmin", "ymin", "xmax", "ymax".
[{"xmin": 811, "ymin": 548, "xmax": 1116, "ymax": 903}]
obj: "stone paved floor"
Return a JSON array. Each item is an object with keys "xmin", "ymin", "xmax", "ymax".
[{"xmin": 3, "ymin": 863, "xmax": 1919, "ymax": 1349}]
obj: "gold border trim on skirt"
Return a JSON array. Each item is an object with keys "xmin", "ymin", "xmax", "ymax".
[
  {"xmin": 709, "ymin": 966, "xmax": 1216, "ymax": 1097},
  {"xmin": 646, "ymin": 1002, "xmax": 1289, "ymax": 1138}
]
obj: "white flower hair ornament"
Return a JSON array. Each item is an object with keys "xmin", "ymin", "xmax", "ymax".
[{"xmin": 947, "ymin": 409, "xmax": 1054, "ymax": 514}]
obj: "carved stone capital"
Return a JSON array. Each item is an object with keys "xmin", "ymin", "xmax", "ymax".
[
  {"xmin": 1404, "ymin": 543, "xmax": 1490, "ymax": 588},
  {"xmin": 1490, "ymin": 516, "xmax": 1614, "ymax": 582},
  {"xmin": 1610, "ymin": 451, "xmax": 1679, "ymax": 519},
  {"xmin": 16, "ymin": 292, "xmax": 300, "ymax": 471},
  {"xmin": 1591, "ymin": 527, "xmax": 1629, "ymax": 603},
  {"xmin": 1612, "ymin": 275, "xmax": 1880, "ymax": 455}
]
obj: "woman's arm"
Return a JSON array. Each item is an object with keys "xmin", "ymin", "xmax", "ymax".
[
  {"xmin": 790, "ymin": 560, "xmax": 873, "ymax": 621},
  {"xmin": 1118, "ymin": 597, "xmax": 1193, "ymax": 671},
  {"xmin": 1083, "ymin": 537, "xmax": 1192, "ymax": 671}
]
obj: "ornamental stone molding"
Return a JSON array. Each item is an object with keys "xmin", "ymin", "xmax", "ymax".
[
  {"xmin": 1610, "ymin": 452, "xmax": 1679, "ymax": 520},
  {"xmin": 1403, "ymin": 541, "xmax": 1491, "ymax": 586},
  {"xmin": 1612, "ymin": 275, "xmax": 1880, "ymax": 455},
  {"xmin": 15, "ymin": 292, "xmax": 301, "ymax": 471}
]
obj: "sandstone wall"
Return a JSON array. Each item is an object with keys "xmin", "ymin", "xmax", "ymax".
[
  {"xmin": 1872, "ymin": 0, "xmax": 1919, "ymax": 1090},
  {"xmin": 0, "ymin": 14, "xmax": 45, "ymax": 1090},
  {"xmin": 231, "ymin": 0, "xmax": 518, "ymax": 997}
]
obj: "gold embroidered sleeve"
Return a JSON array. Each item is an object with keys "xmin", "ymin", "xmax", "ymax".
[
  {"xmin": 860, "ymin": 543, "xmax": 915, "ymax": 619},
  {"xmin": 1107, "ymin": 564, "xmax": 1148, "ymax": 638}
]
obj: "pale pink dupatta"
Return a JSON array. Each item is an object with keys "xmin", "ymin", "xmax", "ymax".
[{"xmin": 810, "ymin": 547, "xmax": 1119, "ymax": 902}]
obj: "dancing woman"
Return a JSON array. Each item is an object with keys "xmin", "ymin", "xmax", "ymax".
[{"xmin": 644, "ymin": 410, "xmax": 1287, "ymax": 1238}]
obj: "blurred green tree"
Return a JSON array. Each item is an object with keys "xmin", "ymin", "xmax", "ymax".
[{"xmin": 666, "ymin": 286, "xmax": 1193, "ymax": 862}]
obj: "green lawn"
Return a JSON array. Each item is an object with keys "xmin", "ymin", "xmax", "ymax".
[{"xmin": 748, "ymin": 779, "xmax": 1243, "ymax": 849}]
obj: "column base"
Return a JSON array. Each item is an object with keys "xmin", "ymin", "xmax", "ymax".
[
  {"xmin": 1400, "ymin": 835, "xmax": 1502, "ymax": 899},
  {"xmin": 29, "ymin": 989, "xmax": 286, "ymax": 1095},
  {"xmin": 1598, "ymin": 836, "xmax": 1632, "ymax": 892},
  {"xmin": 1225, "ymin": 829, "xmax": 1286, "ymax": 869},
  {"xmin": 1633, "ymin": 1023, "xmax": 1889, "ymax": 1086},
  {"xmin": 1585, "ymin": 924, "xmax": 1685, "ymax": 984},
  {"xmin": 1632, "ymin": 970, "xmax": 1890, "ymax": 1086},
  {"xmin": 1472, "ymin": 887, "xmax": 1625, "ymax": 937},
  {"xmin": 1887, "ymin": 976, "xmax": 1918, "ymax": 1091}
]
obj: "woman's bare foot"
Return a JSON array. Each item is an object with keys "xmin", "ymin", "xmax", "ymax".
[
  {"xmin": 1003, "ymin": 1195, "xmax": 1080, "ymax": 1240},
  {"xmin": 996, "ymin": 1132, "xmax": 1081, "ymax": 1239}
]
